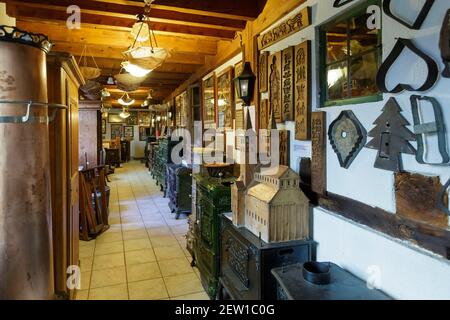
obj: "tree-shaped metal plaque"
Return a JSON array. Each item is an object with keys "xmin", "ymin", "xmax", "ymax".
[{"xmin": 328, "ymin": 110, "xmax": 367, "ymax": 169}]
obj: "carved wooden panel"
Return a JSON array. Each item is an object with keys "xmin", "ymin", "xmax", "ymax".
[
  {"xmin": 258, "ymin": 7, "xmax": 312, "ymax": 50},
  {"xmin": 395, "ymin": 172, "xmax": 449, "ymax": 228},
  {"xmin": 295, "ymin": 41, "xmax": 311, "ymax": 141},
  {"xmin": 311, "ymin": 112, "xmax": 326, "ymax": 195},
  {"xmin": 269, "ymin": 51, "xmax": 282, "ymax": 123},
  {"xmin": 260, "ymin": 99, "xmax": 269, "ymax": 130},
  {"xmin": 279, "ymin": 130, "xmax": 290, "ymax": 166},
  {"xmin": 259, "ymin": 51, "xmax": 269, "ymax": 93},
  {"xmin": 281, "ymin": 46, "xmax": 294, "ymax": 121}
]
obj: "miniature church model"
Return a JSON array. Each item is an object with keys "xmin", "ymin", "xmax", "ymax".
[{"xmin": 244, "ymin": 165, "xmax": 310, "ymax": 243}]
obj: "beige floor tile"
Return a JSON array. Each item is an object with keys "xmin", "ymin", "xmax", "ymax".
[
  {"xmin": 170, "ymin": 224, "xmax": 188, "ymax": 235},
  {"xmin": 158, "ymin": 257, "xmax": 195, "ymax": 277},
  {"xmin": 90, "ymin": 266, "xmax": 126, "ymax": 288},
  {"xmin": 147, "ymin": 226, "xmax": 172, "ymax": 237},
  {"xmin": 125, "ymin": 249, "xmax": 156, "ymax": 265},
  {"xmin": 80, "ymin": 256, "xmax": 93, "ymax": 272},
  {"xmin": 154, "ymin": 245, "xmax": 185, "ymax": 261},
  {"xmin": 89, "ymin": 284, "xmax": 128, "ymax": 300},
  {"xmin": 121, "ymin": 215, "xmax": 143, "ymax": 224},
  {"xmin": 76, "ymin": 290, "xmax": 89, "ymax": 300},
  {"xmin": 79, "ymin": 245, "xmax": 95, "ymax": 258},
  {"xmin": 171, "ymin": 292, "xmax": 210, "ymax": 300},
  {"xmin": 95, "ymin": 242, "xmax": 124, "ymax": 256},
  {"xmin": 122, "ymin": 229, "xmax": 148, "ymax": 240},
  {"xmin": 93, "ymin": 253, "xmax": 125, "ymax": 270},
  {"xmin": 150, "ymin": 235, "xmax": 180, "ymax": 248},
  {"xmin": 79, "ymin": 239, "xmax": 95, "ymax": 247},
  {"xmin": 128, "ymin": 278, "xmax": 168, "ymax": 300},
  {"xmin": 80, "ymin": 271, "xmax": 91, "ymax": 290},
  {"xmin": 164, "ymin": 273, "xmax": 204, "ymax": 298},
  {"xmin": 122, "ymin": 222, "xmax": 146, "ymax": 231},
  {"xmin": 127, "ymin": 262, "xmax": 161, "ymax": 282},
  {"xmin": 124, "ymin": 238, "xmax": 152, "ymax": 251},
  {"xmin": 96, "ymin": 231, "xmax": 123, "ymax": 244},
  {"xmin": 108, "ymin": 216, "xmax": 121, "ymax": 225}
]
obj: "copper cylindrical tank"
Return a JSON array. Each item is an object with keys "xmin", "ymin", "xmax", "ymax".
[{"xmin": 0, "ymin": 30, "xmax": 54, "ymax": 299}]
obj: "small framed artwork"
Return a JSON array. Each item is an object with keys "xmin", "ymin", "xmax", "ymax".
[
  {"xmin": 138, "ymin": 112, "xmax": 151, "ymax": 126},
  {"xmin": 127, "ymin": 111, "xmax": 138, "ymax": 125},
  {"xmin": 102, "ymin": 119, "xmax": 106, "ymax": 134},
  {"xmin": 111, "ymin": 124, "xmax": 123, "ymax": 140},
  {"xmin": 108, "ymin": 114, "xmax": 124, "ymax": 123},
  {"xmin": 234, "ymin": 61, "xmax": 244, "ymax": 105},
  {"xmin": 216, "ymin": 66, "xmax": 234, "ymax": 129},
  {"xmin": 202, "ymin": 73, "xmax": 216, "ymax": 129},
  {"xmin": 124, "ymin": 126, "xmax": 134, "ymax": 139},
  {"xmin": 139, "ymin": 126, "xmax": 149, "ymax": 141}
]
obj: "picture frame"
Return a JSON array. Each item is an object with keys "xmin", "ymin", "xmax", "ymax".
[
  {"xmin": 110, "ymin": 124, "xmax": 123, "ymax": 140},
  {"xmin": 124, "ymin": 126, "xmax": 134, "ymax": 139},
  {"xmin": 126, "ymin": 111, "xmax": 138, "ymax": 125},
  {"xmin": 102, "ymin": 118, "xmax": 106, "ymax": 134},
  {"xmin": 138, "ymin": 112, "xmax": 151, "ymax": 126},
  {"xmin": 216, "ymin": 66, "xmax": 234, "ymax": 129},
  {"xmin": 234, "ymin": 61, "xmax": 244, "ymax": 105},
  {"xmin": 202, "ymin": 73, "xmax": 216, "ymax": 129},
  {"xmin": 139, "ymin": 126, "xmax": 149, "ymax": 141},
  {"xmin": 108, "ymin": 114, "xmax": 124, "ymax": 124}
]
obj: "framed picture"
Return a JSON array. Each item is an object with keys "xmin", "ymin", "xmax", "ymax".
[
  {"xmin": 202, "ymin": 73, "xmax": 216, "ymax": 129},
  {"xmin": 216, "ymin": 66, "xmax": 234, "ymax": 129},
  {"xmin": 138, "ymin": 112, "xmax": 150, "ymax": 126},
  {"xmin": 108, "ymin": 114, "xmax": 124, "ymax": 123},
  {"xmin": 124, "ymin": 126, "xmax": 134, "ymax": 139},
  {"xmin": 175, "ymin": 91, "xmax": 189, "ymax": 128},
  {"xmin": 127, "ymin": 111, "xmax": 138, "ymax": 125},
  {"xmin": 234, "ymin": 61, "xmax": 243, "ymax": 105},
  {"xmin": 139, "ymin": 126, "xmax": 149, "ymax": 141},
  {"xmin": 102, "ymin": 119, "xmax": 106, "ymax": 134},
  {"xmin": 111, "ymin": 124, "xmax": 123, "ymax": 140}
]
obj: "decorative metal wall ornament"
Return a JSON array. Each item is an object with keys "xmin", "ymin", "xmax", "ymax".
[
  {"xmin": 328, "ymin": 111, "xmax": 367, "ymax": 169},
  {"xmin": 376, "ymin": 38, "xmax": 439, "ymax": 93},
  {"xmin": 439, "ymin": 9, "xmax": 450, "ymax": 78},
  {"xmin": 438, "ymin": 178, "xmax": 450, "ymax": 217},
  {"xmin": 257, "ymin": 7, "xmax": 311, "ymax": 50},
  {"xmin": 383, "ymin": 0, "xmax": 434, "ymax": 30},
  {"xmin": 410, "ymin": 95, "xmax": 449, "ymax": 165},
  {"xmin": 365, "ymin": 97, "xmax": 416, "ymax": 172},
  {"xmin": 333, "ymin": 0, "xmax": 355, "ymax": 8}
]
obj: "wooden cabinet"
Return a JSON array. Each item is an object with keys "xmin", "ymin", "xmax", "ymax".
[{"xmin": 47, "ymin": 52, "xmax": 84, "ymax": 299}]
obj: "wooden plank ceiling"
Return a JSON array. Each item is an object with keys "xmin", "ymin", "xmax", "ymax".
[{"xmin": 5, "ymin": 0, "xmax": 267, "ymax": 107}]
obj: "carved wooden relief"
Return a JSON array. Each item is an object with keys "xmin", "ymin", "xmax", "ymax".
[
  {"xmin": 260, "ymin": 99, "xmax": 269, "ymax": 130},
  {"xmin": 269, "ymin": 51, "xmax": 282, "ymax": 123},
  {"xmin": 281, "ymin": 46, "xmax": 294, "ymax": 121},
  {"xmin": 295, "ymin": 40, "xmax": 311, "ymax": 141},
  {"xmin": 279, "ymin": 130, "xmax": 290, "ymax": 167},
  {"xmin": 259, "ymin": 51, "xmax": 269, "ymax": 93},
  {"xmin": 311, "ymin": 112, "xmax": 326, "ymax": 195},
  {"xmin": 216, "ymin": 67, "xmax": 234, "ymax": 129},
  {"xmin": 258, "ymin": 7, "xmax": 312, "ymax": 50},
  {"xmin": 395, "ymin": 172, "xmax": 449, "ymax": 229}
]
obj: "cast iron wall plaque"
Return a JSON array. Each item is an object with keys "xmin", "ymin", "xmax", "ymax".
[
  {"xmin": 376, "ymin": 38, "xmax": 439, "ymax": 93},
  {"xmin": 328, "ymin": 110, "xmax": 367, "ymax": 169},
  {"xmin": 383, "ymin": 0, "xmax": 434, "ymax": 30},
  {"xmin": 410, "ymin": 95, "xmax": 449, "ymax": 164},
  {"xmin": 365, "ymin": 97, "xmax": 416, "ymax": 172},
  {"xmin": 440, "ymin": 9, "xmax": 450, "ymax": 78}
]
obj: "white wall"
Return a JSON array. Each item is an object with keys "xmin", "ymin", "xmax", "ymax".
[{"xmin": 260, "ymin": 0, "xmax": 450, "ymax": 299}]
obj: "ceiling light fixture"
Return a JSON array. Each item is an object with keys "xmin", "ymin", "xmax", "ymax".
[
  {"xmin": 120, "ymin": 108, "xmax": 131, "ymax": 119},
  {"xmin": 118, "ymin": 92, "xmax": 135, "ymax": 106},
  {"xmin": 121, "ymin": 61, "xmax": 152, "ymax": 77}
]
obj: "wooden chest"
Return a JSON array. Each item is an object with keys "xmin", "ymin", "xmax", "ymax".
[
  {"xmin": 219, "ymin": 213, "xmax": 314, "ymax": 300},
  {"xmin": 193, "ymin": 173, "xmax": 235, "ymax": 299}
]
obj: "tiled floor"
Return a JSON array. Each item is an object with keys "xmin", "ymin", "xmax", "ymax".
[{"xmin": 77, "ymin": 161, "xmax": 209, "ymax": 300}]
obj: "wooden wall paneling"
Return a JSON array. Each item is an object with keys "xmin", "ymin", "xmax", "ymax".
[
  {"xmin": 281, "ymin": 46, "xmax": 294, "ymax": 121},
  {"xmin": 311, "ymin": 111, "xmax": 326, "ymax": 195},
  {"xmin": 259, "ymin": 51, "xmax": 269, "ymax": 93},
  {"xmin": 268, "ymin": 51, "xmax": 282, "ymax": 123},
  {"xmin": 295, "ymin": 40, "xmax": 311, "ymax": 140},
  {"xmin": 395, "ymin": 172, "xmax": 449, "ymax": 228}
]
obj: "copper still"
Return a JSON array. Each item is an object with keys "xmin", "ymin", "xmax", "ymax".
[{"xmin": 0, "ymin": 27, "xmax": 54, "ymax": 299}]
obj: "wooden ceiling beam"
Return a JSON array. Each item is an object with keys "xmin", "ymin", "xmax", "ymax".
[
  {"xmin": 15, "ymin": 20, "xmax": 218, "ymax": 55},
  {"xmin": 9, "ymin": 4, "xmax": 237, "ymax": 39}
]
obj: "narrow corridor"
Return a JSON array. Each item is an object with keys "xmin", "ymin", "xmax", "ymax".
[{"xmin": 77, "ymin": 161, "xmax": 208, "ymax": 300}]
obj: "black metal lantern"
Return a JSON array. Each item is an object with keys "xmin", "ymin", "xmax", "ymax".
[{"xmin": 234, "ymin": 62, "xmax": 256, "ymax": 106}]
